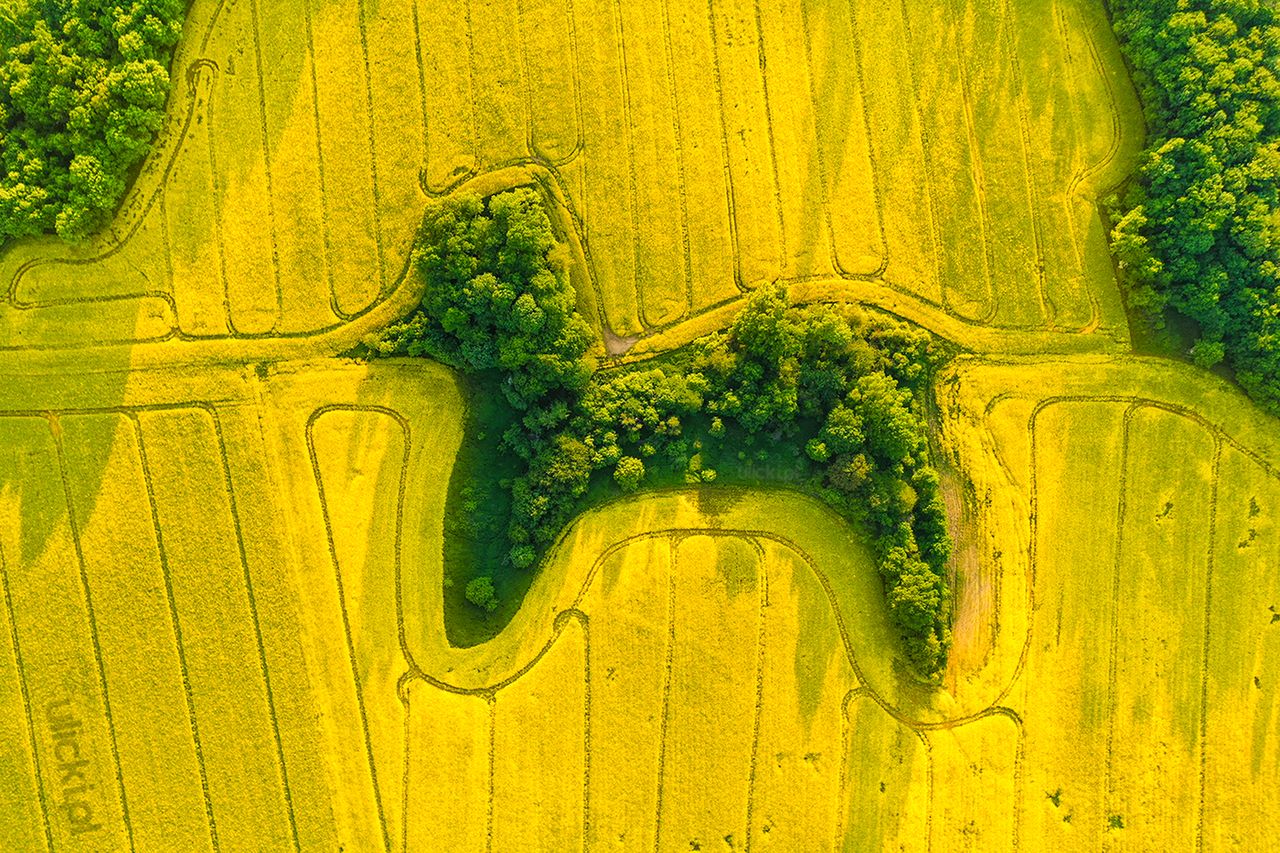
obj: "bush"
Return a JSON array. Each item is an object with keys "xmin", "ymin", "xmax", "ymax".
[
  {"xmin": 613, "ymin": 456, "xmax": 644, "ymax": 491},
  {"xmin": 0, "ymin": 1, "xmax": 187, "ymax": 243},
  {"xmin": 464, "ymin": 576, "xmax": 499, "ymax": 612}
]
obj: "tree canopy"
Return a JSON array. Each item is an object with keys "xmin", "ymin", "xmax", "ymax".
[
  {"xmin": 0, "ymin": 0, "xmax": 185, "ymax": 243},
  {"xmin": 369, "ymin": 188, "xmax": 953, "ymax": 677},
  {"xmin": 1109, "ymin": 0, "xmax": 1280, "ymax": 412}
]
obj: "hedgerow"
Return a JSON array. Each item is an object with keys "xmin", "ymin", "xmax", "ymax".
[
  {"xmin": 0, "ymin": 0, "xmax": 186, "ymax": 243},
  {"xmin": 368, "ymin": 189, "xmax": 953, "ymax": 677}
]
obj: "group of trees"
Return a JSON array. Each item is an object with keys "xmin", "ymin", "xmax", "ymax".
[
  {"xmin": 580, "ymin": 288, "xmax": 954, "ymax": 673},
  {"xmin": 0, "ymin": 0, "xmax": 185, "ymax": 243},
  {"xmin": 369, "ymin": 189, "xmax": 953, "ymax": 677},
  {"xmin": 1109, "ymin": 0, "xmax": 1280, "ymax": 412}
]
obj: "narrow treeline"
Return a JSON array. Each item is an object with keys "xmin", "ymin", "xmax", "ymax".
[
  {"xmin": 0, "ymin": 1, "xmax": 186, "ymax": 243},
  {"xmin": 1108, "ymin": 0, "xmax": 1280, "ymax": 412},
  {"xmin": 367, "ymin": 189, "xmax": 953, "ymax": 676}
]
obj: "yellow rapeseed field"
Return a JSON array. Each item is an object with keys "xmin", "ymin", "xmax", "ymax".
[{"xmin": 0, "ymin": 0, "xmax": 1276, "ymax": 851}]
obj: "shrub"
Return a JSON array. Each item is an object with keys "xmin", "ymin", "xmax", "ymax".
[
  {"xmin": 613, "ymin": 456, "xmax": 644, "ymax": 491},
  {"xmin": 464, "ymin": 576, "xmax": 499, "ymax": 612}
]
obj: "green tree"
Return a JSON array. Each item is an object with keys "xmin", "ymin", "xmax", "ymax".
[
  {"xmin": 464, "ymin": 576, "xmax": 499, "ymax": 612},
  {"xmin": 370, "ymin": 199, "xmax": 955, "ymax": 678},
  {"xmin": 0, "ymin": 0, "xmax": 186, "ymax": 244},
  {"xmin": 1109, "ymin": 0, "xmax": 1280, "ymax": 413},
  {"xmin": 613, "ymin": 456, "xmax": 644, "ymax": 492}
]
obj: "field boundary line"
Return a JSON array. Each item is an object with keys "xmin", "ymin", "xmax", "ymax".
[
  {"xmin": 1065, "ymin": 0, "xmax": 1125, "ymax": 202},
  {"xmin": 1072, "ymin": 1, "xmax": 1129, "ymax": 333},
  {"xmin": 306, "ymin": 403, "xmax": 421, "ymax": 688},
  {"xmin": 795, "ymin": 0, "xmax": 845, "ymax": 283},
  {"xmin": 132, "ymin": 414, "xmax": 221, "ymax": 853},
  {"xmin": 514, "ymin": 0, "xmax": 536, "ymax": 161},
  {"xmin": 485, "ymin": 693, "xmax": 496, "ymax": 853},
  {"xmin": 411, "ymin": 2, "xmax": 431, "ymax": 194},
  {"xmin": 1101, "ymin": 402, "xmax": 1137, "ymax": 843},
  {"xmin": 157, "ymin": 190, "xmax": 176, "ymax": 290},
  {"xmin": 837, "ymin": 0, "xmax": 890, "ymax": 280},
  {"xmin": 563, "ymin": 0, "xmax": 587, "ymax": 164},
  {"xmin": 0, "ymin": 538, "xmax": 54, "ymax": 852},
  {"xmin": 1053, "ymin": 1, "xmax": 1086, "ymax": 259},
  {"xmin": 743, "ymin": 536, "xmax": 768, "ymax": 853},
  {"xmin": 203, "ymin": 55, "xmax": 236, "ymax": 338},
  {"xmin": 303, "ymin": 0, "xmax": 344, "ymax": 325},
  {"xmin": 612, "ymin": 0, "xmax": 651, "ymax": 329},
  {"xmin": 943, "ymin": 0, "xmax": 999, "ymax": 324},
  {"xmin": 650, "ymin": 535, "xmax": 677, "ymax": 853},
  {"xmin": 749, "ymin": 0, "xmax": 789, "ymax": 274},
  {"xmin": 357, "ymin": 0, "xmax": 390, "ymax": 297},
  {"xmin": 657, "ymin": 0, "xmax": 695, "ymax": 320},
  {"xmin": 888, "ymin": 0, "xmax": 949, "ymax": 316},
  {"xmin": 548, "ymin": 608, "xmax": 593, "ymax": 852},
  {"xmin": 832, "ymin": 688, "xmax": 862, "ymax": 851},
  {"xmin": 558, "ymin": 610, "xmax": 594, "ymax": 851},
  {"xmin": 996, "ymin": 0, "xmax": 1053, "ymax": 324},
  {"xmin": 397, "ymin": 671, "xmax": 413, "ymax": 853},
  {"xmin": 796, "ymin": 0, "xmax": 887, "ymax": 281},
  {"xmin": 50, "ymin": 416, "xmax": 137, "ymax": 852},
  {"xmin": 207, "ymin": 405, "xmax": 302, "ymax": 852},
  {"xmin": 463, "ymin": 0, "xmax": 483, "ymax": 172},
  {"xmin": 991, "ymin": 705, "xmax": 1026, "ymax": 851},
  {"xmin": 918, "ymin": 727, "xmax": 934, "ymax": 853},
  {"xmin": 703, "ymin": 0, "xmax": 747, "ymax": 293},
  {"xmin": 1052, "ymin": 0, "xmax": 1106, "ymax": 335},
  {"xmin": 581, "ymin": 609, "xmax": 592, "ymax": 853},
  {"xmin": 1196, "ymin": 436, "xmax": 1223, "ymax": 853},
  {"xmin": 248, "ymin": 0, "xmax": 285, "ymax": 332},
  {"xmin": 305, "ymin": 407, "xmax": 394, "ymax": 853}
]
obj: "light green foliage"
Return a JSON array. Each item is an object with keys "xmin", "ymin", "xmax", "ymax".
[
  {"xmin": 0, "ymin": 0, "xmax": 185, "ymax": 242},
  {"xmin": 613, "ymin": 456, "xmax": 644, "ymax": 492}
]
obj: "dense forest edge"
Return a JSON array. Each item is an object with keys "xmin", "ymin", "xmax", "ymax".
[
  {"xmin": 1108, "ymin": 0, "xmax": 1280, "ymax": 413},
  {"xmin": 0, "ymin": 0, "xmax": 185, "ymax": 243},
  {"xmin": 365, "ymin": 190, "xmax": 954, "ymax": 678}
]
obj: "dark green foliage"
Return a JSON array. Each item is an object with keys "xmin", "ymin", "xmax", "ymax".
[
  {"xmin": 1108, "ymin": 0, "xmax": 1280, "ymax": 411},
  {"xmin": 0, "ymin": 0, "xmax": 186, "ymax": 243},
  {"xmin": 370, "ymin": 189, "xmax": 952, "ymax": 676},
  {"xmin": 594, "ymin": 287, "xmax": 953, "ymax": 674}
]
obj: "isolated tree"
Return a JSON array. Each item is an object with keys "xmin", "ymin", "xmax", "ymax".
[{"xmin": 464, "ymin": 576, "xmax": 499, "ymax": 612}]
